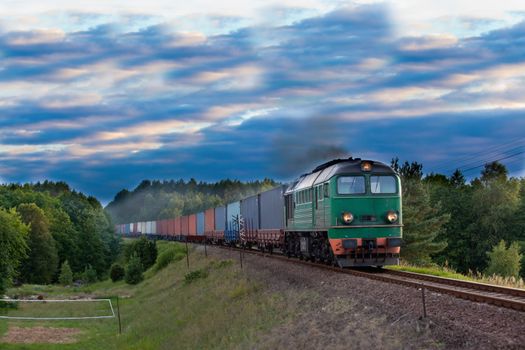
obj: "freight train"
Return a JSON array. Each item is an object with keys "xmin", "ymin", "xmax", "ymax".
[{"xmin": 115, "ymin": 158, "xmax": 402, "ymax": 267}]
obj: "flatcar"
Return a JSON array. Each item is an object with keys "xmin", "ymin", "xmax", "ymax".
[{"xmin": 115, "ymin": 157, "xmax": 402, "ymax": 267}]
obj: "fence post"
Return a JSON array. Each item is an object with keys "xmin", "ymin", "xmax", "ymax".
[
  {"xmin": 204, "ymin": 238, "xmax": 208, "ymax": 258},
  {"xmin": 185, "ymin": 238, "xmax": 190, "ymax": 269},
  {"xmin": 116, "ymin": 296, "xmax": 122, "ymax": 335},
  {"xmin": 421, "ymin": 284, "xmax": 427, "ymax": 318},
  {"xmin": 239, "ymin": 249, "xmax": 243, "ymax": 269}
]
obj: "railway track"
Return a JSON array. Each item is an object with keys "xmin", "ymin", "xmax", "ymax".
[{"xmin": 207, "ymin": 243, "xmax": 525, "ymax": 313}]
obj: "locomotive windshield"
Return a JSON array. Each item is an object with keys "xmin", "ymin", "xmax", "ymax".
[
  {"xmin": 337, "ymin": 176, "xmax": 365, "ymax": 194},
  {"xmin": 370, "ymin": 175, "xmax": 397, "ymax": 194}
]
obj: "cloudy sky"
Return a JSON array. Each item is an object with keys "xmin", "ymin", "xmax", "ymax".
[{"xmin": 1, "ymin": 0, "xmax": 524, "ymax": 202}]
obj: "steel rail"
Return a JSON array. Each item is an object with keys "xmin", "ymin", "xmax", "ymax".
[{"xmin": 382, "ymin": 269, "xmax": 525, "ymax": 298}]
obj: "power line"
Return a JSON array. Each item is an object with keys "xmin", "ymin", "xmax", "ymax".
[
  {"xmin": 454, "ymin": 151, "xmax": 525, "ymax": 175},
  {"xmin": 430, "ymin": 137, "xmax": 525, "ymax": 170}
]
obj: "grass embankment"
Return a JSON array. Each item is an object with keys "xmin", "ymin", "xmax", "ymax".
[
  {"xmin": 0, "ymin": 242, "xmax": 286, "ymax": 349},
  {"xmin": 388, "ymin": 262, "xmax": 525, "ymax": 289}
]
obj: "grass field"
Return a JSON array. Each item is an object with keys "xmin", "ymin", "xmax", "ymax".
[{"xmin": 0, "ymin": 242, "xmax": 287, "ymax": 349}]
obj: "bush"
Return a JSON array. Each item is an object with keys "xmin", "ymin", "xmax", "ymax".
[
  {"xmin": 154, "ymin": 247, "xmax": 185, "ymax": 271},
  {"xmin": 110, "ymin": 263, "xmax": 125, "ymax": 282},
  {"xmin": 82, "ymin": 265, "xmax": 98, "ymax": 284},
  {"xmin": 125, "ymin": 236, "xmax": 158, "ymax": 270},
  {"xmin": 485, "ymin": 240, "xmax": 522, "ymax": 278},
  {"xmin": 125, "ymin": 254, "xmax": 144, "ymax": 285},
  {"xmin": 184, "ymin": 268, "xmax": 208, "ymax": 284},
  {"xmin": 58, "ymin": 260, "xmax": 73, "ymax": 286}
]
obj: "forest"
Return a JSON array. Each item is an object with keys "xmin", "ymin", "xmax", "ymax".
[
  {"xmin": 393, "ymin": 159, "xmax": 525, "ymax": 278},
  {"xmin": 105, "ymin": 178, "xmax": 278, "ymax": 224},
  {"xmin": 0, "ymin": 182, "xmax": 120, "ymax": 294}
]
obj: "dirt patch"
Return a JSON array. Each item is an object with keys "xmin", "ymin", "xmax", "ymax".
[{"xmin": 1, "ymin": 326, "xmax": 82, "ymax": 344}]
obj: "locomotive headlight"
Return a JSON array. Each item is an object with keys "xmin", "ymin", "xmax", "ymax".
[
  {"xmin": 341, "ymin": 212, "xmax": 354, "ymax": 224},
  {"xmin": 361, "ymin": 161, "xmax": 373, "ymax": 172},
  {"xmin": 386, "ymin": 210, "xmax": 398, "ymax": 223}
]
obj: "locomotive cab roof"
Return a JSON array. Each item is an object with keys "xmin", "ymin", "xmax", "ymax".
[{"xmin": 285, "ymin": 157, "xmax": 395, "ymax": 193}]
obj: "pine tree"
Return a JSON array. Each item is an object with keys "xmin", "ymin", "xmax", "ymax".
[
  {"xmin": 449, "ymin": 169, "xmax": 466, "ymax": 188},
  {"xmin": 401, "ymin": 180, "xmax": 449, "ymax": 265},
  {"xmin": 58, "ymin": 260, "xmax": 73, "ymax": 286},
  {"xmin": 17, "ymin": 203, "xmax": 58, "ymax": 284}
]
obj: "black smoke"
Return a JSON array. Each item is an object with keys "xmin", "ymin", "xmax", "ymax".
[{"xmin": 270, "ymin": 117, "xmax": 350, "ymax": 178}]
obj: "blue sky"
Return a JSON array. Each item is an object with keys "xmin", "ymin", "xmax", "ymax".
[{"xmin": 0, "ymin": 1, "xmax": 524, "ymax": 202}]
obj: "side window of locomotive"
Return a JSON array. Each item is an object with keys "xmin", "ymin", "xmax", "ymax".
[
  {"xmin": 324, "ymin": 183, "xmax": 329, "ymax": 198},
  {"xmin": 370, "ymin": 176, "xmax": 397, "ymax": 194},
  {"xmin": 337, "ymin": 176, "xmax": 365, "ymax": 195}
]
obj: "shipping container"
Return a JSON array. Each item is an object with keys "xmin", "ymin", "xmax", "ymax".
[
  {"xmin": 175, "ymin": 217, "xmax": 182, "ymax": 235},
  {"xmin": 133, "ymin": 222, "xmax": 138, "ymax": 234},
  {"xmin": 214, "ymin": 206, "xmax": 226, "ymax": 231},
  {"xmin": 227, "ymin": 201, "xmax": 241, "ymax": 229},
  {"xmin": 197, "ymin": 212, "xmax": 205, "ymax": 235},
  {"xmin": 181, "ymin": 216, "xmax": 189, "ymax": 236},
  {"xmin": 167, "ymin": 219, "xmax": 175, "ymax": 236},
  {"xmin": 204, "ymin": 208, "xmax": 215, "ymax": 233},
  {"xmin": 188, "ymin": 214, "xmax": 197, "ymax": 235},
  {"xmin": 241, "ymin": 194, "xmax": 259, "ymax": 231},
  {"xmin": 152, "ymin": 221, "xmax": 157, "ymax": 235},
  {"xmin": 260, "ymin": 186, "xmax": 286, "ymax": 229},
  {"xmin": 225, "ymin": 201, "xmax": 241, "ymax": 242},
  {"xmin": 145, "ymin": 221, "xmax": 151, "ymax": 234},
  {"xmin": 163, "ymin": 220, "xmax": 169, "ymax": 236}
]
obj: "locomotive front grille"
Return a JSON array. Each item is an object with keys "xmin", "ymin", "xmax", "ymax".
[{"xmin": 360, "ymin": 215, "xmax": 377, "ymax": 222}]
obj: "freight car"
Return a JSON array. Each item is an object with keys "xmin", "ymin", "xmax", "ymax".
[{"xmin": 116, "ymin": 158, "xmax": 402, "ymax": 267}]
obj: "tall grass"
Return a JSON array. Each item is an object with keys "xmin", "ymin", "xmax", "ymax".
[{"xmin": 388, "ymin": 261, "xmax": 525, "ymax": 289}]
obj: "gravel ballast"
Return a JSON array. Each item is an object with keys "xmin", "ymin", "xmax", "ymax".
[{"xmin": 202, "ymin": 246, "xmax": 525, "ymax": 349}]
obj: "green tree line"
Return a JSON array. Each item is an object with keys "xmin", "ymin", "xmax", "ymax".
[
  {"xmin": 392, "ymin": 158, "xmax": 525, "ymax": 278},
  {"xmin": 105, "ymin": 178, "xmax": 278, "ymax": 224},
  {"xmin": 0, "ymin": 181, "xmax": 120, "ymax": 294}
]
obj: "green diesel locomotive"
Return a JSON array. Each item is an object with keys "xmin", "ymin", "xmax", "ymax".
[{"xmin": 283, "ymin": 158, "xmax": 402, "ymax": 267}]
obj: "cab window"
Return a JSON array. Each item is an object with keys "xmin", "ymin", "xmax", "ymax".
[
  {"xmin": 370, "ymin": 176, "xmax": 397, "ymax": 194},
  {"xmin": 337, "ymin": 176, "xmax": 365, "ymax": 194}
]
